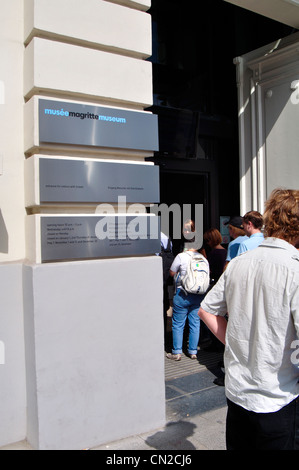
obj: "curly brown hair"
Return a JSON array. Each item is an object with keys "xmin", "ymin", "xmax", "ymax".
[{"xmin": 263, "ymin": 188, "xmax": 299, "ymax": 243}]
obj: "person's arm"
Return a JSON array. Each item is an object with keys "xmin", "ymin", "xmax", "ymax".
[
  {"xmin": 169, "ymin": 253, "xmax": 181, "ymax": 278},
  {"xmin": 198, "ymin": 307, "xmax": 227, "ymax": 345}
]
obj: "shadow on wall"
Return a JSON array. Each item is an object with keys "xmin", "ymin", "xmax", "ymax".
[{"xmin": 0, "ymin": 210, "xmax": 8, "ymax": 253}]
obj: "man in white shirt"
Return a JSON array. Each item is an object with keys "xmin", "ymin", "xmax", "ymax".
[{"xmin": 198, "ymin": 188, "xmax": 299, "ymax": 450}]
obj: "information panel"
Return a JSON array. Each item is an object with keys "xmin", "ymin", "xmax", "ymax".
[
  {"xmin": 40, "ymin": 214, "xmax": 160, "ymax": 262},
  {"xmin": 39, "ymin": 99, "xmax": 159, "ymax": 152},
  {"xmin": 39, "ymin": 158, "xmax": 159, "ymax": 204}
]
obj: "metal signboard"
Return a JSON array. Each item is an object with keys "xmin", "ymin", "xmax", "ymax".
[
  {"xmin": 40, "ymin": 215, "xmax": 160, "ymax": 262},
  {"xmin": 39, "ymin": 158, "xmax": 160, "ymax": 204},
  {"xmin": 39, "ymin": 99, "xmax": 159, "ymax": 152}
]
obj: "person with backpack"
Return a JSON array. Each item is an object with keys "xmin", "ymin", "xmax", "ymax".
[{"xmin": 166, "ymin": 220, "xmax": 210, "ymax": 361}]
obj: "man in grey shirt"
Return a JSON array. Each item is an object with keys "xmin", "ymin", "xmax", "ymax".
[{"xmin": 199, "ymin": 188, "xmax": 299, "ymax": 450}]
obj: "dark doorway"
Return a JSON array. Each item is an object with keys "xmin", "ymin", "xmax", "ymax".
[
  {"xmin": 159, "ymin": 171, "xmax": 209, "ymax": 255},
  {"xmin": 148, "ymin": 0, "xmax": 296, "ymax": 225}
]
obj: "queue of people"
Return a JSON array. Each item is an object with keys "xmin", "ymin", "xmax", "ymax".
[
  {"xmin": 164, "ymin": 213, "xmax": 250, "ymax": 361},
  {"xmin": 162, "ymin": 188, "xmax": 299, "ymax": 450}
]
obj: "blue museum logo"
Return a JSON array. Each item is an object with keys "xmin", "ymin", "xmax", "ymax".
[{"xmin": 44, "ymin": 107, "xmax": 126, "ymax": 123}]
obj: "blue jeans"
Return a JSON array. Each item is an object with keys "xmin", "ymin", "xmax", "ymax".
[{"xmin": 172, "ymin": 289, "xmax": 203, "ymax": 355}]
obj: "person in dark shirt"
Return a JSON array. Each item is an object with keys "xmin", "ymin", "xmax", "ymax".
[
  {"xmin": 201, "ymin": 228, "xmax": 227, "ymax": 368},
  {"xmin": 203, "ymin": 228, "xmax": 227, "ymax": 286}
]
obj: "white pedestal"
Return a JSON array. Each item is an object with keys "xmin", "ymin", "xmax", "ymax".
[{"xmin": 23, "ymin": 256, "xmax": 165, "ymax": 450}]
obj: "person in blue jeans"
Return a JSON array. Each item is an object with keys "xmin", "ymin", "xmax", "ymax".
[{"xmin": 166, "ymin": 221, "xmax": 206, "ymax": 361}]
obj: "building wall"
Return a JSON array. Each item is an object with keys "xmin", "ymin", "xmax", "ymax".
[
  {"xmin": 0, "ymin": 0, "xmax": 165, "ymax": 449},
  {"xmin": 234, "ymin": 32, "xmax": 299, "ymax": 214},
  {"xmin": 0, "ymin": 0, "xmax": 25, "ymax": 261},
  {"xmin": 0, "ymin": 263, "xmax": 26, "ymax": 446},
  {"xmin": 0, "ymin": 0, "xmax": 153, "ymax": 263}
]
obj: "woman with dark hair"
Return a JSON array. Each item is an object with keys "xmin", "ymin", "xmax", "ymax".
[{"xmin": 203, "ymin": 228, "xmax": 227, "ymax": 285}]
